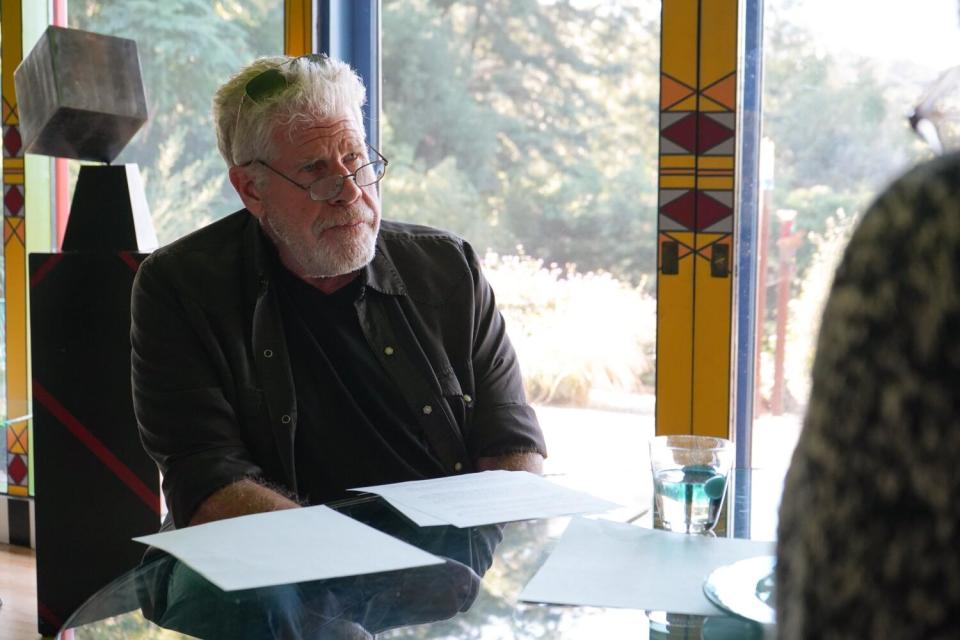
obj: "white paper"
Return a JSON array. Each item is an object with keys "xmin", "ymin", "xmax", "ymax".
[
  {"xmin": 353, "ymin": 470, "xmax": 621, "ymax": 528},
  {"xmin": 381, "ymin": 500, "xmax": 448, "ymax": 527},
  {"xmin": 520, "ymin": 517, "xmax": 775, "ymax": 615},
  {"xmin": 133, "ymin": 505, "xmax": 443, "ymax": 591}
]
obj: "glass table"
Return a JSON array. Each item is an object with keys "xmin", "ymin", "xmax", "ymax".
[{"xmin": 59, "ymin": 469, "xmax": 782, "ymax": 639}]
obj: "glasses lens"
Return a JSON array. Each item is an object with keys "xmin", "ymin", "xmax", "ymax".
[
  {"xmin": 355, "ymin": 161, "xmax": 386, "ymax": 187},
  {"xmin": 307, "ymin": 162, "xmax": 386, "ymax": 201},
  {"xmin": 245, "ymin": 68, "xmax": 288, "ymax": 103},
  {"xmin": 309, "ymin": 176, "xmax": 343, "ymax": 201}
]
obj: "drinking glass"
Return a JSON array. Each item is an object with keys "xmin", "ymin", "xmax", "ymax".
[{"xmin": 649, "ymin": 435, "xmax": 734, "ymax": 534}]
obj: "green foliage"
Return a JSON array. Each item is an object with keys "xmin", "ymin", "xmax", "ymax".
[
  {"xmin": 70, "ymin": 0, "xmax": 283, "ymax": 244},
  {"xmin": 56, "ymin": 0, "xmax": 944, "ymax": 416},
  {"xmin": 382, "ymin": 0, "xmax": 934, "ymax": 295},
  {"xmin": 762, "ymin": 4, "xmax": 932, "ymax": 282},
  {"xmin": 381, "ymin": 0, "xmax": 661, "ymax": 285}
]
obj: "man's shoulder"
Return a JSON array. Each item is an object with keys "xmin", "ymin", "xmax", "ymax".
[
  {"xmin": 377, "ymin": 220, "xmax": 478, "ymax": 265},
  {"xmin": 373, "ymin": 221, "xmax": 480, "ymax": 301},
  {"xmin": 379, "ymin": 220, "xmax": 465, "ymax": 247},
  {"xmin": 137, "ymin": 209, "xmax": 255, "ymax": 297},
  {"xmin": 150, "ymin": 209, "xmax": 251, "ymax": 261}
]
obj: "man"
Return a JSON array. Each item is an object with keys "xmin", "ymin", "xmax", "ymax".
[{"xmin": 131, "ymin": 54, "xmax": 546, "ymax": 532}]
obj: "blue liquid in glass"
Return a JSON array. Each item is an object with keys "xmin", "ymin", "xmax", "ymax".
[{"xmin": 654, "ymin": 466, "xmax": 727, "ymax": 533}]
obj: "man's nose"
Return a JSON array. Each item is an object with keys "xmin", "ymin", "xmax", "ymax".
[{"xmin": 329, "ymin": 174, "xmax": 362, "ymax": 205}]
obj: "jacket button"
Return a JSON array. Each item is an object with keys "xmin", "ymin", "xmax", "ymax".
[
  {"xmin": 263, "ymin": 349, "xmax": 274, "ymax": 358},
  {"xmin": 384, "ymin": 346, "xmax": 395, "ymax": 356},
  {"xmin": 422, "ymin": 405, "xmax": 433, "ymax": 415},
  {"xmin": 454, "ymin": 462, "xmax": 463, "ymax": 472},
  {"xmin": 463, "ymin": 394, "xmax": 472, "ymax": 404},
  {"xmin": 281, "ymin": 414, "xmax": 292, "ymax": 424}
]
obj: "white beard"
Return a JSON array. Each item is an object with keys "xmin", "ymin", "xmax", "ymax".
[{"xmin": 263, "ymin": 203, "xmax": 380, "ymax": 278}]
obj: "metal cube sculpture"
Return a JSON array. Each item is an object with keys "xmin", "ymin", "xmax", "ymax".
[{"xmin": 14, "ymin": 26, "xmax": 147, "ymax": 163}]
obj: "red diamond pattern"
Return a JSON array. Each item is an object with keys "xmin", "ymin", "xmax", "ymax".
[
  {"xmin": 8, "ymin": 453, "xmax": 27, "ymax": 485},
  {"xmin": 661, "ymin": 191, "xmax": 733, "ymax": 231},
  {"xmin": 698, "ymin": 114, "xmax": 735, "ymax": 152},
  {"xmin": 695, "ymin": 192, "xmax": 733, "ymax": 230},
  {"xmin": 661, "ymin": 190, "xmax": 696, "ymax": 229},
  {"xmin": 3, "ymin": 125, "xmax": 21, "ymax": 157},
  {"xmin": 4, "ymin": 185, "xmax": 24, "ymax": 216},
  {"xmin": 662, "ymin": 114, "xmax": 735, "ymax": 154},
  {"xmin": 661, "ymin": 114, "xmax": 697, "ymax": 153}
]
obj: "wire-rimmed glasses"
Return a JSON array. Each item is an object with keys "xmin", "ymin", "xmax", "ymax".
[
  {"xmin": 253, "ymin": 146, "xmax": 389, "ymax": 201},
  {"xmin": 232, "ymin": 54, "xmax": 389, "ymax": 200}
]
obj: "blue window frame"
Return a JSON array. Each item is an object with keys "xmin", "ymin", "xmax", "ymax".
[{"xmin": 317, "ymin": 0, "xmax": 381, "ymax": 150}]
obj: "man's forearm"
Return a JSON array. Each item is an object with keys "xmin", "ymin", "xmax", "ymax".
[
  {"xmin": 475, "ymin": 451, "xmax": 544, "ymax": 474},
  {"xmin": 189, "ymin": 478, "xmax": 301, "ymax": 526}
]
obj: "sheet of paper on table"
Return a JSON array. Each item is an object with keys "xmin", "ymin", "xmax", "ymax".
[
  {"xmin": 519, "ymin": 516, "xmax": 775, "ymax": 616},
  {"xmin": 133, "ymin": 505, "xmax": 443, "ymax": 591},
  {"xmin": 352, "ymin": 470, "xmax": 622, "ymax": 528}
]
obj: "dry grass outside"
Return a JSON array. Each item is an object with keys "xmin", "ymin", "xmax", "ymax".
[{"xmin": 483, "ymin": 251, "xmax": 656, "ymax": 407}]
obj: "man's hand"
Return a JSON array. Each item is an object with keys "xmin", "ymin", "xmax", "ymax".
[
  {"xmin": 189, "ymin": 479, "xmax": 301, "ymax": 526},
  {"xmin": 474, "ymin": 451, "xmax": 544, "ymax": 474}
]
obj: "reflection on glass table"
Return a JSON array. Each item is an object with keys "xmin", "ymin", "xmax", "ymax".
[{"xmin": 60, "ymin": 469, "xmax": 782, "ymax": 639}]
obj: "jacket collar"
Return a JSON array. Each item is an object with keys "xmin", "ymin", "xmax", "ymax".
[
  {"xmin": 362, "ymin": 236, "xmax": 407, "ymax": 296},
  {"xmin": 243, "ymin": 212, "xmax": 271, "ymax": 308}
]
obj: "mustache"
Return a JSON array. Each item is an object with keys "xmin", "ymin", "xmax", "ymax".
[{"xmin": 313, "ymin": 205, "xmax": 375, "ymax": 233}]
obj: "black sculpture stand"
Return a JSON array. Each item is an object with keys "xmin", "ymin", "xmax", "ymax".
[{"xmin": 31, "ymin": 164, "xmax": 159, "ymax": 636}]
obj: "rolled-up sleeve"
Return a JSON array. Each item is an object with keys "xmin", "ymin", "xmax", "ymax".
[
  {"xmin": 131, "ymin": 255, "xmax": 262, "ymax": 528},
  {"xmin": 461, "ymin": 242, "xmax": 547, "ymax": 460}
]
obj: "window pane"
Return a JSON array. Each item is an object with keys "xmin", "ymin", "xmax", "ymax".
[
  {"xmin": 68, "ymin": 0, "xmax": 284, "ymax": 244},
  {"xmin": 753, "ymin": 0, "xmax": 957, "ymax": 468},
  {"xmin": 382, "ymin": 0, "xmax": 660, "ymax": 506}
]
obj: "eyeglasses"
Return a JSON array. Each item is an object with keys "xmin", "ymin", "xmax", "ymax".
[
  {"xmin": 254, "ymin": 146, "xmax": 389, "ymax": 201},
  {"xmin": 909, "ymin": 65, "xmax": 960, "ymax": 155},
  {"xmin": 244, "ymin": 53, "xmax": 327, "ymax": 103},
  {"xmin": 232, "ymin": 54, "xmax": 389, "ymax": 199},
  {"xmin": 232, "ymin": 54, "xmax": 328, "ymax": 164}
]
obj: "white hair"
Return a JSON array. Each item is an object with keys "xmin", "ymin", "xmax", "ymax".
[{"xmin": 213, "ymin": 55, "xmax": 367, "ymax": 170}]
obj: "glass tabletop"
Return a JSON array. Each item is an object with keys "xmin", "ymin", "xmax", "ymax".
[{"xmin": 59, "ymin": 469, "xmax": 782, "ymax": 639}]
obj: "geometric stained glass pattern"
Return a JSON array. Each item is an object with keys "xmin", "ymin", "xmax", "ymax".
[
  {"xmin": 2, "ymin": 124, "xmax": 21, "ymax": 156},
  {"xmin": 4, "ymin": 183, "xmax": 24, "ymax": 217},
  {"xmin": 656, "ymin": 0, "xmax": 738, "ymax": 438},
  {"xmin": 7, "ymin": 452, "xmax": 27, "ymax": 485},
  {"xmin": 7, "ymin": 417, "xmax": 29, "ymax": 499},
  {"xmin": 3, "ymin": 0, "xmax": 30, "ymax": 496},
  {"xmin": 7, "ymin": 419, "xmax": 27, "ymax": 453}
]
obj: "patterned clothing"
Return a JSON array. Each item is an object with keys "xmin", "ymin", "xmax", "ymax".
[{"xmin": 777, "ymin": 152, "xmax": 960, "ymax": 639}]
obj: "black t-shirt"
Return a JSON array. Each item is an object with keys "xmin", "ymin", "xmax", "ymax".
[{"xmin": 276, "ymin": 266, "xmax": 445, "ymax": 504}]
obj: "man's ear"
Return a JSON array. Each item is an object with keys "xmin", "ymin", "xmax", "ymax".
[{"xmin": 229, "ymin": 165, "xmax": 265, "ymax": 218}]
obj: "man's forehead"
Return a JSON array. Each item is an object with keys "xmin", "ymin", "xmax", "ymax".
[{"xmin": 273, "ymin": 115, "xmax": 365, "ymax": 148}]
